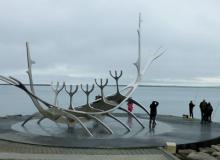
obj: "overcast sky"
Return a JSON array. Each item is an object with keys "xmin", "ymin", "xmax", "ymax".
[{"xmin": 0, "ymin": 0, "xmax": 220, "ymax": 86}]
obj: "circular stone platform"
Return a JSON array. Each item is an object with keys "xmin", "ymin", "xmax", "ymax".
[
  {"xmin": 12, "ymin": 115, "xmax": 173, "ymax": 138},
  {"xmin": 0, "ymin": 113, "xmax": 220, "ymax": 148}
]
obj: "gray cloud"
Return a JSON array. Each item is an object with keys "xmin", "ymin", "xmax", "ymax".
[{"xmin": 0, "ymin": 0, "xmax": 220, "ymax": 85}]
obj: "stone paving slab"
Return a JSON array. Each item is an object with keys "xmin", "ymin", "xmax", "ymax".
[
  {"xmin": 0, "ymin": 140, "xmax": 180, "ymax": 160},
  {"xmin": 0, "ymin": 139, "xmax": 161, "ymax": 154},
  {"xmin": 0, "ymin": 153, "xmax": 170, "ymax": 160}
]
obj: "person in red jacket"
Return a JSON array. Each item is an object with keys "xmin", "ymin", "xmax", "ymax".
[{"xmin": 127, "ymin": 100, "xmax": 134, "ymax": 112}]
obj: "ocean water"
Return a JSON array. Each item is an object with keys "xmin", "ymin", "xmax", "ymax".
[{"xmin": 0, "ymin": 85, "xmax": 220, "ymax": 122}]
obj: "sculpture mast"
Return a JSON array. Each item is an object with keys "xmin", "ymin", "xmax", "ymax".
[
  {"xmin": 138, "ymin": 13, "xmax": 142, "ymax": 75},
  {"xmin": 135, "ymin": 13, "xmax": 142, "ymax": 83},
  {"xmin": 26, "ymin": 42, "xmax": 47, "ymax": 113}
]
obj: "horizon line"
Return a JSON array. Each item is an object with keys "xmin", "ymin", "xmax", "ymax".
[{"xmin": 0, "ymin": 83, "xmax": 220, "ymax": 88}]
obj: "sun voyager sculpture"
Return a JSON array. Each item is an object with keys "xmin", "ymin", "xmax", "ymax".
[{"xmin": 0, "ymin": 14, "xmax": 165, "ymax": 137}]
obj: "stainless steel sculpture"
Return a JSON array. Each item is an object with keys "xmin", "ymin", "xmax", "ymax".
[{"xmin": 0, "ymin": 14, "xmax": 165, "ymax": 136}]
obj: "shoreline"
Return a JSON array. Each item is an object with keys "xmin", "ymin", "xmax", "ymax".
[{"xmin": 1, "ymin": 83, "xmax": 220, "ymax": 88}]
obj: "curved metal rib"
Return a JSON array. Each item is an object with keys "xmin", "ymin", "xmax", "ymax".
[
  {"xmin": 0, "ymin": 76, "xmax": 18, "ymax": 86},
  {"xmin": 8, "ymin": 76, "xmax": 52, "ymax": 109},
  {"xmin": 87, "ymin": 115, "xmax": 113, "ymax": 134},
  {"xmin": 38, "ymin": 116, "xmax": 61, "ymax": 125},
  {"xmin": 118, "ymin": 107, "xmax": 145, "ymax": 128},
  {"xmin": 8, "ymin": 76, "xmax": 51, "ymax": 118},
  {"xmin": 107, "ymin": 113, "xmax": 131, "ymax": 132},
  {"xmin": 86, "ymin": 106, "xmax": 130, "ymax": 132},
  {"xmin": 37, "ymin": 117, "xmax": 46, "ymax": 124},
  {"xmin": 22, "ymin": 113, "xmax": 38, "ymax": 126},
  {"xmin": 61, "ymin": 110, "xmax": 93, "ymax": 137},
  {"xmin": 129, "ymin": 98, "xmax": 150, "ymax": 115}
]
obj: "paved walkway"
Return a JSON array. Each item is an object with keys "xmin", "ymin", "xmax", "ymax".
[
  {"xmin": 0, "ymin": 140, "xmax": 158, "ymax": 154},
  {"xmin": 0, "ymin": 140, "xmax": 179, "ymax": 160},
  {"xmin": 0, "ymin": 152, "xmax": 172, "ymax": 160}
]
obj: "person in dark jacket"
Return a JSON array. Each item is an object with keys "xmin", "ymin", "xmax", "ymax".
[
  {"xmin": 200, "ymin": 99, "xmax": 207, "ymax": 123},
  {"xmin": 206, "ymin": 102, "xmax": 213, "ymax": 123},
  {"xmin": 189, "ymin": 100, "xmax": 195, "ymax": 118},
  {"xmin": 149, "ymin": 101, "xmax": 159, "ymax": 128}
]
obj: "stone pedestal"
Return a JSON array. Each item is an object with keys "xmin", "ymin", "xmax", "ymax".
[{"xmin": 165, "ymin": 142, "xmax": 176, "ymax": 154}]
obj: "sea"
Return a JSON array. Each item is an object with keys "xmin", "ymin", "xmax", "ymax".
[{"xmin": 0, "ymin": 85, "xmax": 220, "ymax": 122}]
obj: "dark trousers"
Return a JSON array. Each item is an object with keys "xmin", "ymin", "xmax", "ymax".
[
  {"xmin": 189, "ymin": 109, "xmax": 193, "ymax": 118},
  {"xmin": 149, "ymin": 114, "xmax": 156, "ymax": 128},
  {"xmin": 201, "ymin": 111, "xmax": 205, "ymax": 122}
]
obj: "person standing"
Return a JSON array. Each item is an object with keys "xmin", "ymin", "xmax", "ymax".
[
  {"xmin": 200, "ymin": 99, "xmax": 207, "ymax": 123},
  {"xmin": 206, "ymin": 102, "xmax": 213, "ymax": 123},
  {"xmin": 127, "ymin": 100, "xmax": 134, "ymax": 112},
  {"xmin": 149, "ymin": 101, "xmax": 159, "ymax": 128},
  {"xmin": 189, "ymin": 100, "xmax": 195, "ymax": 118}
]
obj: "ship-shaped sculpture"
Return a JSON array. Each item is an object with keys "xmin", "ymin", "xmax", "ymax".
[{"xmin": 0, "ymin": 14, "xmax": 165, "ymax": 136}]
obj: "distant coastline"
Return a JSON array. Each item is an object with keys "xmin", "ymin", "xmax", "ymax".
[
  {"xmin": 0, "ymin": 83, "xmax": 220, "ymax": 88},
  {"xmin": 139, "ymin": 84, "xmax": 220, "ymax": 88},
  {"xmin": 0, "ymin": 83, "xmax": 50, "ymax": 86}
]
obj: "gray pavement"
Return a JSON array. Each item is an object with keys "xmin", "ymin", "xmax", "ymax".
[
  {"xmin": 0, "ymin": 153, "xmax": 170, "ymax": 160},
  {"xmin": 0, "ymin": 140, "xmax": 179, "ymax": 160},
  {"xmin": 0, "ymin": 139, "xmax": 159, "ymax": 154}
]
